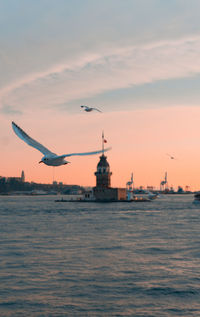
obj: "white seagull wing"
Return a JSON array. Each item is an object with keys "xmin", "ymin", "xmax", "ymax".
[
  {"xmin": 59, "ymin": 147, "xmax": 112, "ymax": 158},
  {"xmin": 12, "ymin": 122, "xmax": 54, "ymax": 156},
  {"xmin": 93, "ymin": 107, "xmax": 102, "ymax": 112}
]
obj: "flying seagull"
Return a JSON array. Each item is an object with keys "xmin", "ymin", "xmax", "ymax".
[
  {"xmin": 80, "ymin": 105, "xmax": 102, "ymax": 113},
  {"xmin": 12, "ymin": 122, "xmax": 111, "ymax": 166},
  {"xmin": 166, "ymin": 153, "xmax": 177, "ymax": 160}
]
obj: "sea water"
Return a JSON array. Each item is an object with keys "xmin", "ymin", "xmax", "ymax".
[{"xmin": 0, "ymin": 194, "xmax": 200, "ymax": 316}]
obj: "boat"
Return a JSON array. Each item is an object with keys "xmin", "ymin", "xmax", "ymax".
[
  {"xmin": 54, "ymin": 196, "xmax": 151, "ymax": 203},
  {"xmin": 131, "ymin": 196, "xmax": 151, "ymax": 202},
  {"xmin": 147, "ymin": 192, "xmax": 158, "ymax": 200},
  {"xmin": 193, "ymin": 192, "xmax": 200, "ymax": 204},
  {"xmin": 55, "ymin": 196, "xmax": 84, "ymax": 202},
  {"xmin": 55, "ymin": 198, "xmax": 69, "ymax": 202}
]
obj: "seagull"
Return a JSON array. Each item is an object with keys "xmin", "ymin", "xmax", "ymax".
[
  {"xmin": 166, "ymin": 153, "xmax": 177, "ymax": 160},
  {"xmin": 80, "ymin": 105, "xmax": 102, "ymax": 113},
  {"xmin": 12, "ymin": 122, "xmax": 111, "ymax": 166}
]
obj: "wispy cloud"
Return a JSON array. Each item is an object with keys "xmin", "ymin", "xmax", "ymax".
[
  {"xmin": 1, "ymin": 35, "xmax": 200, "ymax": 113},
  {"xmin": 0, "ymin": 104, "xmax": 22, "ymax": 115}
]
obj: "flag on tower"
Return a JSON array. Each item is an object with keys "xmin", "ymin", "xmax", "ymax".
[
  {"xmin": 102, "ymin": 131, "xmax": 107, "ymax": 154},
  {"xmin": 102, "ymin": 131, "xmax": 107, "ymax": 143}
]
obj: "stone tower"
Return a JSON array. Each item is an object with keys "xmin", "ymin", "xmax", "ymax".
[
  {"xmin": 93, "ymin": 133, "xmax": 126, "ymax": 202},
  {"xmin": 95, "ymin": 154, "xmax": 112, "ymax": 188}
]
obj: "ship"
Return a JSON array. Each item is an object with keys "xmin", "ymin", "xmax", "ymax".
[{"xmin": 193, "ymin": 192, "xmax": 200, "ymax": 204}]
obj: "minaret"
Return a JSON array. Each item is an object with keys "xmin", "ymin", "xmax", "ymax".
[
  {"xmin": 21, "ymin": 170, "xmax": 25, "ymax": 182},
  {"xmin": 94, "ymin": 132, "xmax": 112, "ymax": 188}
]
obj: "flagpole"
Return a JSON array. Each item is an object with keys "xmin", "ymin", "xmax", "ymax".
[{"xmin": 102, "ymin": 131, "xmax": 104, "ymax": 155}]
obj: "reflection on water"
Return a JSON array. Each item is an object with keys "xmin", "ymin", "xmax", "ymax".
[{"xmin": 0, "ymin": 195, "xmax": 200, "ymax": 316}]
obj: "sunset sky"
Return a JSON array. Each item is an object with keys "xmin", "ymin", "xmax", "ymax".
[{"xmin": 1, "ymin": 0, "xmax": 200, "ymax": 190}]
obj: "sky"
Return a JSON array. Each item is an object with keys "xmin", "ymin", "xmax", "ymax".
[{"xmin": 1, "ymin": 0, "xmax": 200, "ymax": 190}]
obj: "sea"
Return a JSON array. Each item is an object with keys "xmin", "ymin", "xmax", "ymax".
[{"xmin": 0, "ymin": 194, "xmax": 200, "ymax": 317}]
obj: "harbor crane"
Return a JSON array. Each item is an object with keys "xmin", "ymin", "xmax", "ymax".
[{"xmin": 160, "ymin": 172, "xmax": 168, "ymax": 191}]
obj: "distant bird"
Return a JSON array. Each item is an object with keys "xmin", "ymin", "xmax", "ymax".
[
  {"xmin": 12, "ymin": 122, "xmax": 111, "ymax": 166},
  {"xmin": 166, "ymin": 153, "xmax": 177, "ymax": 160},
  {"xmin": 80, "ymin": 105, "xmax": 102, "ymax": 113}
]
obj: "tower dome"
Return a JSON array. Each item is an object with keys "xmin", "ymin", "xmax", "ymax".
[{"xmin": 97, "ymin": 155, "xmax": 110, "ymax": 168}]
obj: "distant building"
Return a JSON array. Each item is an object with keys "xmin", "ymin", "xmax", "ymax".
[
  {"xmin": 185, "ymin": 185, "xmax": 191, "ymax": 192},
  {"xmin": 177, "ymin": 186, "xmax": 184, "ymax": 193},
  {"xmin": 7, "ymin": 176, "xmax": 21, "ymax": 182},
  {"xmin": 7, "ymin": 170, "xmax": 25, "ymax": 183},
  {"xmin": 93, "ymin": 153, "xmax": 126, "ymax": 202},
  {"xmin": 147, "ymin": 186, "xmax": 154, "ymax": 191}
]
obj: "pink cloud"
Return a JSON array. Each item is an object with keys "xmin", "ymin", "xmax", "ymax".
[{"xmin": 1, "ymin": 35, "xmax": 200, "ymax": 113}]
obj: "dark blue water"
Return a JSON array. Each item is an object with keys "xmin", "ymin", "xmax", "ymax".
[{"xmin": 0, "ymin": 194, "xmax": 200, "ymax": 316}]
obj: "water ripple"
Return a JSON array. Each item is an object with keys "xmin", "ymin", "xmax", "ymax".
[{"xmin": 0, "ymin": 194, "xmax": 200, "ymax": 316}]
